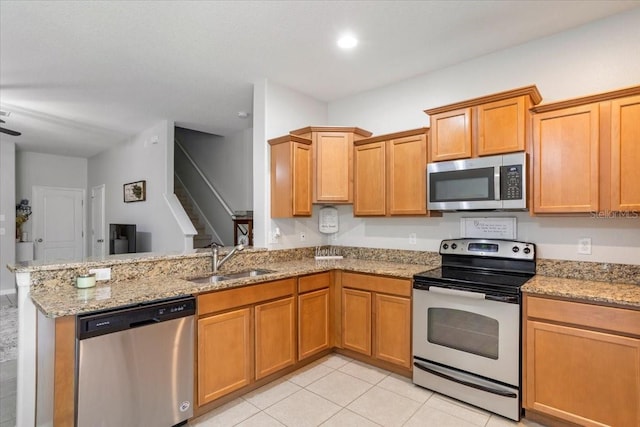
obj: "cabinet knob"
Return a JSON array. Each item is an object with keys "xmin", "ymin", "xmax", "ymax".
[{"xmin": 37, "ymin": 238, "xmax": 43, "ymax": 243}]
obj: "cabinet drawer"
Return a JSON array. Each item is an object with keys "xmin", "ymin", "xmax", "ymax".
[
  {"xmin": 341, "ymin": 272, "xmax": 411, "ymax": 297},
  {"xmin": 526, "ymin": 295, "xmax": 640, "ymax": 337},
  {"xmin": 298, "ymin": 272, "xmax": 331, "ymax": 293},
  {"xmin": 198, "ymin": 278, "xmax": 296, "ymax": 316}
]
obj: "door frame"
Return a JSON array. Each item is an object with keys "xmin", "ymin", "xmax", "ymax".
[{"xmin": 91, "ymin": 184, "xmax": 106, "ymax": 258}]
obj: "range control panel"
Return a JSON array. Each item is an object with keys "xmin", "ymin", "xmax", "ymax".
[{"xmin": 440, "ymin": 238, "xmax": 535, "ymax": 260}]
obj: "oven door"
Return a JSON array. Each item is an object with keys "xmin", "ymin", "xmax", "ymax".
[{"xmin": 412, "ymin": 286, "xmax": 520, "ymax": 386}]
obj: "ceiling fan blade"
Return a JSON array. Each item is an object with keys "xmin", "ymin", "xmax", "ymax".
[{"xmin": 0, "ymin": 127, "xmax": 21, "ymax": 136}]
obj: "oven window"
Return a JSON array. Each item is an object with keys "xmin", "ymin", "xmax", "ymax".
[{"xmin": 427, "ymin": 308, "xmax": 499, "ymax": 359}]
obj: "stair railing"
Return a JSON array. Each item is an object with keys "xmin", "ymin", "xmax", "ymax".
[
  {"xmin": 175, "ymin": 138, "xmax": 235, "ymax": 218},
  {"xmin": 174, "ymin": 173, "xmax": 224, "ymax": 244}
]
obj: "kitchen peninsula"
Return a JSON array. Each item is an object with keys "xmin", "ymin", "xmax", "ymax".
[{"xmin": 8, "ymin": 246, "xmax": 640, "ymax": 426}]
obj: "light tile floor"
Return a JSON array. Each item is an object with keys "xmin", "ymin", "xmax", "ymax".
[{"xmin": 189, "ymin": 354, "xmax": 545, "ymax": 427}]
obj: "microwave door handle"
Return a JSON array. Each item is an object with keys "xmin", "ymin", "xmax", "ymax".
[
  {"xmin": 494, "ymin": 166, "xmax": 501, "ymax": 200},
  {"xmin": 428, "ymin": 286, "xmax": 485, "ymax": 300}
]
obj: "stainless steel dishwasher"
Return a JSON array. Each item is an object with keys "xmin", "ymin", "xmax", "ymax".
[{"xmin": 76, "ymin": 296, "xmax": 196, "ymax": 427}]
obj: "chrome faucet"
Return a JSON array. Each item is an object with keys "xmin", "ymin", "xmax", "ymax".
[{"xmin": 210, "ymin": 242, "xmax": 244, "ymax": 273}]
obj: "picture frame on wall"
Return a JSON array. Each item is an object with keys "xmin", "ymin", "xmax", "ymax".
[{"xmin": 123, "ymin": 180, "xmax": 146, "ymax": 203}]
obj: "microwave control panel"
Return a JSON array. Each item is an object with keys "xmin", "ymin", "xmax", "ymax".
[{"xmin": 500, "ymin": 165, "xmax": 523, "ymax": 200}]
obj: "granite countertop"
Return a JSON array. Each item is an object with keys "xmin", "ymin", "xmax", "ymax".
[
  {"xmin": 30, "ymin": 258, "xmax": 436, "ymax": 318},
  {"xmin": 522, "ymin": 275, "xmax": 640, "ymax": 309}
]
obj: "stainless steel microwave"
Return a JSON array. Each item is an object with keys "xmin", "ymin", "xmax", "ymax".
[{"xmin": 427, "ymin": 152, "xmax": 527, "ymax": 211}]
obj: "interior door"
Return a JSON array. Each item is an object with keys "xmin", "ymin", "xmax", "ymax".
[
  {"xmin": 91, "ymin": 185, "xmax": 105, "ymax": 257},
  {"xmin": 33, "ymin": 186, "xmax": 84, "ymax": 262}
]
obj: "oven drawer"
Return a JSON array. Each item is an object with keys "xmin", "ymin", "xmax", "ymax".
[{"xmin": 413, "ymin": 358, "xmax": 520, "ymax": 421}]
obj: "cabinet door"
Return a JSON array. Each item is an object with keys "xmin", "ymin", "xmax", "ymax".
[
  {"xmin": 298, "ymin": 288, "xmax": 331, "ymax": 360},
  {"xmin": 255, "ymin": 297, "xmax": 295, "ymax": 379},
  {"xmin": 477, "ymin": 96, "xmax": 526, "ymax": 156},
  {"xmin": 354, "ymin": 142, "xmax": 386, "ymax": 216},
  {"xmin": 611, "ymin": 94, "xmax": 640, "ymax": 211},
  {"xmin": 292, "ymin": 142, "xmax": 312, "ymax": 216},
  {"xmin": 270, "ymin": 140, "xmax": 312, "ymax": 218},
  {"xmin": 374, "ymin": 294, "xmax": 411, "ymax": 368},
  {"xmin": 197, "ymin": 308, "xmax": 252, "ymax": 405},
  {"xmin": 341, "ymin": 288, "xmax": 372, "ymax": 355},
  {"xmin": 526, "ymin": 320, "xmax": 640, "ymax": 427},
  {"xmin": 533, "ymin": 104, "xmax": 600, "ymax": 213},
  {"xmin": 388, "ymin": 133, "xmax": 427, "ymax": 215},
  {"xmin": 315, "ymin": 132, "xmax": 353, "ymax": 202},
  {"xmin": 430, "ymin": 107, "xmax": 472, "ymax": 161}
]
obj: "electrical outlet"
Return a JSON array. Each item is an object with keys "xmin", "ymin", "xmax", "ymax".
[
  {"xmin": 89, "ymin": 267, "xmax": 111, "ymax": 281},
  {"xmin": 300, "ymin": 232, "xmax": 306, "ymax": 242},
  {"xmin": 578, "ymin": 238, "xmax": 592, "ymax": 255},
  {"xmin": 409, "ymin": 233, "xmax": 417, "ymax": 245}
]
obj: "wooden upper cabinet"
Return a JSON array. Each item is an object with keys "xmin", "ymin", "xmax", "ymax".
[
  {"xmin": 388, "ymin": 132, "xmax": 428, "ymax": 215},
  {"xmin": 290, "ymin": 127, "xmax": 372, "ymax": 203},
  {"xmin": 268, "ymin": 135, "xmax": 312, "ymax": 217},
  {"xmin": 610, "ymin": 94, "xmax": 640, "ymax": 211},
  {"xmin": 477, "ymin": 96, "xmax": 527, "ymax": 156},
  {"xmin": 354, "ymin": 128, "xmax": 431, "ymax": 216},
  {"xmin": 425, "ymin": 85, "xmax": 542, "ymax": 161},
  {"xmin": 429, "ymin": 108, "xmax": 472, "ymax": 161},
  {"xmin": 354, "ymin": 141, "xmax": 386, "ymax": 215},
  {"xmin": 530, "ymin": 85, "xmax": 640, "ymax": 214},
  {"xmin": 532, "ymin": 103, "xmax": 600, "ymax": 213}
]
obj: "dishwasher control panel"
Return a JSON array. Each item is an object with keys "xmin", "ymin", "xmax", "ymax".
[{"xmin": 77, "ymin": 296, "xmax": 196, "ymax": 340}]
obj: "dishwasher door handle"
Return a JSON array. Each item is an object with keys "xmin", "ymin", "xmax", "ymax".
[{"xmin": 130, "ymin": 317, "xmax": 161, "ymax": 328}]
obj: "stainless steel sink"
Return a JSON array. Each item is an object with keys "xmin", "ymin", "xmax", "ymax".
[{"xmin": 188, "ymin": 269, "xmax": 274, "ymax": 284}]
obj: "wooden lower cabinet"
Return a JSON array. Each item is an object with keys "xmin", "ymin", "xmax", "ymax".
[
  {"xmin": 298, "ymin": 288, "xmax": 331, "ymax": 360},
  {"xmin": 524, "ymin": 295, "xmax": 640, "ymax": 427},
  {"xmin": 374, "ymin": 294, "xmax": 411, "ymax": 369},
  {"xmin": 340, "ymin": 273, "xmax": 412, "ymax": 371},
  {"xmin": 198, "ymin": 308, "xmax": 252, "ymax": 405},
  {"xmin": 342, "ymin": 288, "xmax": 372, "ymax": 355},
  {"xmin": 255, "ymin": 297, "xmax": 296, "ymax": 379}
]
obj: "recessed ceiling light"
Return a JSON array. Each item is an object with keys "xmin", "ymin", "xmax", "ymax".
[{"xmin": 337, "ymin": 34, "xmax": 358, "ymax": 49}]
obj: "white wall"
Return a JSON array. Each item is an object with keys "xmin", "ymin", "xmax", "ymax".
[
  {"xmin": 253, "ymin": 80, "xmax": 329, "ymax": 248},
  {"xmin": 88, "ymin": 120, "xmax": 185, "ymax": 253},
  {"xmin": 249, "ymin": 10, "xmax": 640, "ymax": 264},
  {"xmin": 329, "ymin": 8, "xmax": 640, "ymax": 134},
  {"xmin": 325, "ymin": 9, "xmax": 640, "ymax": 264},
  {"xmin": 0, "ymin": 142, "xmax": 16, "ymax": 294},
  {"xmin": 15, "ymin": 151, "xmax": 88, "ymax": 253}
]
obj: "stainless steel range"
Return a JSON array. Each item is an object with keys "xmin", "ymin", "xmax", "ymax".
[{"xmin": 412, "ymin": 238, "xmax": 535, "ymax": 421}]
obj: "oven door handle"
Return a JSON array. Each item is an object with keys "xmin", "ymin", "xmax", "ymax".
[
  {"xmin": 428, "ymin": 286, "xmax": 485, "ymax": 300},
  {"xmin": 413, "ymin": 360, "xmax": 517, "ymax": 398}
]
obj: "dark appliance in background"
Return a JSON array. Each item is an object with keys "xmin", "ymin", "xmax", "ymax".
[
  {"xmin": 412, "ymin": 238, "xmax": 535, "ymax": 421},
  {"xmin": 109, "ymin": 224, "xmax": 136, "ymax": 254}
]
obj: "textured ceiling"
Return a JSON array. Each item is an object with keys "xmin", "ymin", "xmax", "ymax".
[{"xmin": 0, "ymin": 1, "xmax": 637, "ymax": 157}]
